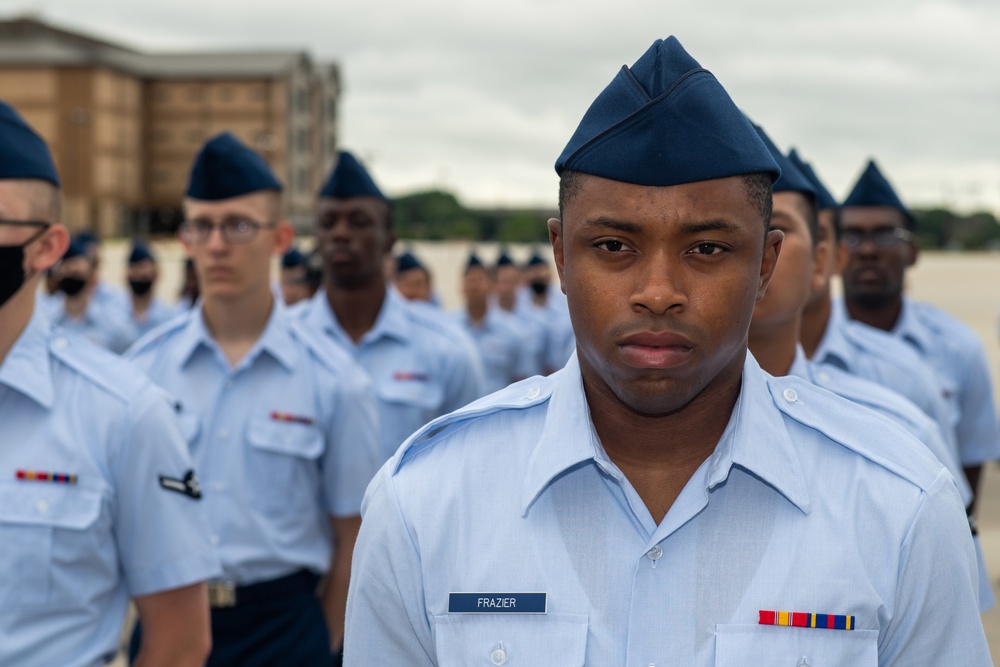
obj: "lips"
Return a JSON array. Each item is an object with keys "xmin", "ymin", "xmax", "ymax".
[{"xmin": 618, "ymin": 331, "xmax": 695, "ymax": 369}]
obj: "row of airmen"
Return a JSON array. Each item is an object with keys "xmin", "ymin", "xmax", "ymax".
[{"xmin": 0, "ymin": 30, "xmax": 998, "ymax": 665}]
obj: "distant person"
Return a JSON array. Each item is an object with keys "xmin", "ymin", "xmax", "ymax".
[
  {"xmin": 493, "ymin": 249, "xmax": 548, "ymax": 375},
  {"xmin": 393, "ymin": 251, "xmax": 433, "ymax": 303},
  {"xmin": 279, "ymin": 247, "xmax": 314, "ymax": 306},
  {"xmin": 518, "ymin": 251, "xmax": 575, "ymax": 372},
  {"xmin": 792, "ymin": 149, "xmax": 953, "ymax": 446},
  {"xmin": 73, "ymin": 229, "xmax": 125, "ymax": 310},
  {"xmin": 344, "ymin": 37, "xmax": 988, "ymax": 665},
  {"xmin": 298, "ymin": 150, "xmax": 484, "ymax": 462},
  {"xmin": 124, "ymin": 241, "xmax": 181, "ymax": 337},
  {"xmin": 839, "ymin": 159, "xmax": 1000, "ymax": 510},
  {"xmin": 46, "ymin": 237, "xmax": 136, "ymax": 352},
  {"xmin": 178, "ymin": 256, "xmax": 199, "ymax": 308},
  {"xmin": 453, "ymin": 252, "xmax": 531, "ymax": 395},
  {"xmin": 0, "ymin": 98, "xmax": 218, "ymax": 667},
  {"xmin": 128, "ymin": 132, "xmax": 381, "ymax": 666}
]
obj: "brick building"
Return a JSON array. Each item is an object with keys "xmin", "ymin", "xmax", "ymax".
[{"xmin": 0, "ymin": 15, "xmax": 339, "ymax": 235}]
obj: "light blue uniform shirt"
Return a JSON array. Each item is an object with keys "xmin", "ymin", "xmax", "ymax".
[
  {"xmin": 44, "ymin": 294, "xmax": 137, "ymax": 354},
  {"xmin": 124, "ymin": 295, "xmax": 184, "ymax": 338},
  {"xmin": 299, "ymin": 288, "xmax": 484, "ymax": 462},
  {"xmin": 452, "ymin": 308, "xmax": 533, "ymax": 396},
  {"xmin": 813, "ymin": 299, "xmax": 952, "ymax": 447},
  {"xmin": 0, "ymin": 310, "xmax": 219, "ymax": 667},
  {"xmin": 494, "ymin": 301, "xmax": 548, "ymax": 378},
  {"xmin": 517, "ymin": 285, "xmax": 575, "ymax": 371},
  {"xmin": 879, "ymin": 297, "xmax": 1000, "ymax": 468},
  {"xmin": 346, "ymin": 353, "xmax": 988, "ymax": 666},
  {"xmin": 128, "ymin": 302, "xmax": 381, "ymax": 585}
]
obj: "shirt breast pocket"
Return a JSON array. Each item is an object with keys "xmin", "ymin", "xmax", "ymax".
[
  {"xmin": 715, "ymin": 624, "xmax": 878, "ymax": 666},
  {"xmin": 246, "ymin": 417, "xmax": 324, "ymax": 512},
  {"xmin": 433, "ymin": 613, "xmax": 588, "ymax": 667},
  {"xmin": 0, "ymin": 482, "xmax": 103, "ymax": 610}
]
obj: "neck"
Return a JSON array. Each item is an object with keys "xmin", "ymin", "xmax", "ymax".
[
  {"xmin": 63, "ymin": 292, "xmax": 89, "ymax": 319},
  {"xmin": 466, "ymin": 300, "xmax": 487, "ymax": 323},
  {"xmin": 0, "ymin": 290, "xmax": 35, "ymax": 367},
  {"xmin": 586, "ymin": 351, "xmax": 745, "ymax": 524},
  {"xmin": 131, "ymin": 291, "xmax": 153, "ymax": 315},
  {"xmin": 326, "ymin": 278, "xmax": 387, "ymax": 343},
  {"xmin": 844, "ymin": 295, "xmax": 903, "ymax": 332},
  {"xmin": 800, "ymin": 290, "xmax": 831, "ymax": 358},
  {"xmin": 531, "ymin": 290, "xmax": 547, "ymax": 307},
  {"xmin": 202, "ymin": 287, "xmax": 274, "ymax": 366},
  {"xmin": 748, "ymin": 317, "xmax": 800, "ymax": 377},
  {"xmin": 498, "ymin": 293, "xmax": 516, "ymax": 312}
]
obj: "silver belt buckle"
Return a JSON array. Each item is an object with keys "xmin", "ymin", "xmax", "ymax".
[{"xmin": 208, "ymin": 580, "xmax": 237, "ymax": 608}]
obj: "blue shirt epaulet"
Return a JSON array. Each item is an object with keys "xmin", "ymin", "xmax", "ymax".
[
  {"xmin": 126, "ymin": 307, "xmax": 195, "ymax": 357},
  {"xmin": 286, "ymin": 315, "xmax": 362, "ymax": 378},
  {"xmin": 404, "ymin": 300, "xmax": 468, "ymax": 342},
  {"xmin": 766, "ymin": 373, "xmax": 944, "ymax": 492},
  {"xmin": 49, "ymin": 330, "xmax": 154, "ymax": 405},
  {"xmin": 392, "ymin": 373, "xmax": 556, "ymax": 474}
]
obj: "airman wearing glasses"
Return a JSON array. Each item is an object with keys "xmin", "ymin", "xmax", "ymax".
[
  {"xmin": 839, "ymin": 160, "xmax": 1000, "ymax": 516},
  {"xmin": 127, "ymin": 132, "xmax": 381, "ymax": 667},
  {"xmin": 0, "ymin": 101, "xmax": 220, "ymax": 667}
]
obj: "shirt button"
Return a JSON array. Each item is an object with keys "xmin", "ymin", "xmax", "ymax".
[
  {"xmin": 210, "ymin": 534, "xmax": 220, "ymax": 545},
  {"xmin": 212, "ymin": 482, "xmax": 225, "ymax": 492},
  {"xmin": 490, "ymin": 644, "xmax": 507, "ymax": 665},
  {"xmin": 817, "ymin": 372, "xmax": 830, "ymax": 383},
  {"xmin": 798, "ymin": 658, "xmax": 810, "ymax": 667},
  {"xmin": 782, "ymin": 388, "xmax": 798, "ymax": 403},
  {"xmin": 647, "ymin": 544, "xmax": 663, "ymax": 561},
  {"xmin": 53, "ymin": 337, "xmax": 68, "ymax": 350},
  {"xmin": 36, "ymin": 499, "xmax": 50, "ymax": 514},
  {"xmin": 525, "ymin": 386, "xmax": 540, "ymax": 399}
]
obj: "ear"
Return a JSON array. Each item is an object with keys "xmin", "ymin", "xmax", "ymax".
[
  {"xmin": 383, "ymin": 229, "xmax": 397, "ymax": 257},
  {"xmin": 177, "ymin": 229, "xmax": 195, "ymax": 259},
  {"xmin": 811, "ymin": 238, "xmax": 830, "ymax": 296},
  {"xmin": 756, "ymin": 229, "xmax": 784, "ymax": 304},
  {"xmin": 26, "ymin": 224, "xmax": 69, "ymax": 274},
  {"xmin": 904, "ymin": 239, "xmax": 918, "ymax": 267},
  {"xmin": 273, "ymin": 220, "xmax": 295, "ymax": 256},
  {"xmin": 547, "ymin": 218, "xmax": 565, "ymax": 295},
  {"xmin": 834, "ymin": 239, "xmax": 848, "ymax": 274}
]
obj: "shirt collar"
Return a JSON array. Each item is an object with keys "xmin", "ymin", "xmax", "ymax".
[
  {"xmin": 520, "ymin": 351, "xmax": 811, "ymax": 517},
  {"xmin": 812, "ymin": 300, "xmax": 856, "ymax": 372},
  {"xmin": 0, "ymin": 308, "xmax": 55, "ymax": 409},
  {"xmin": 891, "ymin": 296, "xmax": 932, "ymax": 353},
  {"xmin": 307, "ymin": 288, "xmax": 411, "ymax": 347},
  {"xmin": 787, "ymin": 344, "xmax": 811, "ymax": 379},
  {"xmin": 174, "ymin": 300, "xmax": 298, "ymax": 371}
]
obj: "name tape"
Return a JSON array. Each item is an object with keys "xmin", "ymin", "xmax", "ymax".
[{"xmin": 449, "ymin": 593, "xmax": 547, "ymax": 614}]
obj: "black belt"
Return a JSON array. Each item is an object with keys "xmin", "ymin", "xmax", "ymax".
[{"xmin": 209, "ymin": 569, "xmax": 320, "ymax": 609}]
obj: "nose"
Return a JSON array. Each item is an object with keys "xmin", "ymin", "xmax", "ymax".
[
  {"xmin": 204, "ymin": 224, "xmax": 228, "ymax": 253},
  {"xmin": 629, "ymin": 251, "xmax": 687, "ymax": 315}
]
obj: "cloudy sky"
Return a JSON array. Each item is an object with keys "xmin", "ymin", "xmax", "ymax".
[{"xmin": 6, "ymin": 0, "xmax": 999, "ymax": 212}]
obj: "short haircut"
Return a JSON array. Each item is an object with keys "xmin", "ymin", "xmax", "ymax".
[
  {"xmin": 558, "ymin": 169, "xmax": 773, "ymax": 233},
  {"xmin": 6, "ymin": 179, "xmax": 61, "ymax": 222}
]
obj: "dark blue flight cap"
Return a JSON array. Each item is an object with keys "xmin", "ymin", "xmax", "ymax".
[
  {"xmin": 282, "ymin": 248, "xmax": 306, "ymax": 269},
  {"xmin": 0, "ymin": 101, "xmax": 60, "ymax": 187},
  {"xmin": 495, "ymin": 250, "xmax": 515, "ymax": 269},
  {"xmin": 787, "ymin": 149, "xmax": 838, "ymax": 211},
  {"xmin": 128, "ymin": 243, "xmax": 155, "ymax": 265},
  {"xmin": 62, "ymin": 237, "xmax": 86, "ymax": 261},
  {"xmin": 842, "ymin": 160, "xmax": 913, "ymax": 225},
  {"xmin": 751, "ymin": 124, "xmax": 816, "ymax": 202},
  {"xmin": 466, "ymin": 253, "xmax": 485, "ymax": 271},
  {"xmin": 525, "ymin": 253, "xmax": 547, "ymax": 268},
  {"xmin": 186, "ymin": 132, "xmax": 282, "ymax": 201},
  {"xmin": 397, "ymin": 252, "xmax": 425, "ymax": 273},
  {"xmin": 555, "ymin": 37, "xmax": 780, "ymax": 186},
  {"xmin": 319, "ymin": 151, "xmax": 387, "ymax": 200}
]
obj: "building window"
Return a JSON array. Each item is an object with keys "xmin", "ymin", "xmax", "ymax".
[
  {"xmin": 295, "ymin": 167, "xmax": 309, "ymax": 193},
  {"xmin": 153, "ymin": 169, "xmax": 172, "ymax": 185},
  {"xmin": 220, "ymin": 86, "xmax": 234, "ymax": 102},
  {"xmin": 295, "ymin": 128, "xmax": 308, "ymax": 152},
  {"xmin": 252, "ymin": 85, "xmax": 267, "ymax": 101},
  {"xmin": 155, "ymin": 87, "xmax": 170, "ymax": 103},
  {"xmin": 188, "ymin": 87, "xmax": 204, "ymax": 102},
  {"xmin": 188, "ymin": 128, "xmax": 204, "ymax": 144},
  {"xmin": 325, "ymin": 136, "xmax": 336, "ymax": 155},
  {"xmin": 294, "ymin": 88, "xmax": 308, "ymax": 113},
  {"xmin": 325, "ymin": 98, "xmax": 337, "ymax": 120},
  {"xmin": 153, "ymin": 129, "xmax": 172, "ymax": 144}
]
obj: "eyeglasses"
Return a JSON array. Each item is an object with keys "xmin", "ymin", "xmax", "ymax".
[
  {"xmin": 179, "ymin": 218, "xmax": 275, "ymax": 244},
  {"xmin": 0, "ymin": 219, "xmax": 51, "ymax": 243},
  {"xmin": 841, "ymin": 227, "xmax": 914, "ymax": 249}
]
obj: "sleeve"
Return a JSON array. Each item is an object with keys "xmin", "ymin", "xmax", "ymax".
[
  {"xmin": 878, "ymin": 471, "xmax": 992, "ymax": 665},
  {"xmin": 344, "ymin": 470, "xmax": 437, "ymax": 666},
  {"xmin": 322, "ymin": 365, "xmax": 383, "ymax": 517},
  {"xmin": 955, "ymin": 340, "xmax": 1000, "ymax": 466},
  {"xmin": 113, "ymin": 385, "xmax": 221, "ymax": 597},
  {"xmin": 441, "ymin": 330, "xmax": 486, "ymax": 413}
]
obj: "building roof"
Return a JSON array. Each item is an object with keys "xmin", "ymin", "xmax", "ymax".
[{"xmin": 0, "ymin": 16, "xmax": 314, "ymax": 79}]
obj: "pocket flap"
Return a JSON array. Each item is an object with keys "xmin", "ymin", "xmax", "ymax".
[
  {"xmin": 376, "ymin": 375, "xmax": 444, "ymax": 410},
  {"xmin": 433, "ymin": 613, "xmax": 588, "ymax": 666},
  {"xmin": 0, "ymin": 482, "xmax": 103, "ymax": 530},
  {"xmin": 715, "ymin": 623, "xmax": 878, "ymax": 666},
  {"xmin": 247, "ymin": 416, "xmax": 324, "ymax": 458}
]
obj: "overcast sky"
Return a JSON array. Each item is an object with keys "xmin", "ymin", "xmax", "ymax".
[{"xmin": 5, "ymin": 0, "xmax": 999, "ymax": 212}]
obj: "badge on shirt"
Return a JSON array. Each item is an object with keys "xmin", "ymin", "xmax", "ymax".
[
  {"xmin": 15, "ymin": 469, "xmax": 77, "ymax": 484},
  {"xmin": 759, "ymin": 609, "xmax": 855, "ymax": 630},
  {"xmin": 393, "ymin": 371, "xmax": 429, "ymax": 382},
  {"xmin": 158, "ymin": 469, "xmax": 202, "ymax": 499},
  {"xmin": 449, "ymin": 593, "xmax": 547, "ymax": 614},
  {"xmin": 269, "ymin": 411, "xmax": 315, "ymax": 426}
]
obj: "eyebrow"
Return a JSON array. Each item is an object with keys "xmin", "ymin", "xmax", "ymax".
[
  {"xmin": 678, "ymin": 219, "xmax": 743, "ymax": 235},
  {"xmin": 579, "ymin": 217, "xmax": 642, "ymax": 234}
]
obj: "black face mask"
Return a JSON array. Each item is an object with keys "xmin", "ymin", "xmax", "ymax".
[
  {"xmin": 529, "ymin": 280, "xmax": 548, "ymax": 296},
  {"xmin": 0, "ymin": 226, "xmax": 48, "ymax": 309},
  {"xmin": 129, "ymin": 279, "xmax": 153, "ymax": 296},
  {"xmin": 58, "ymin": 276, "xmax": 87, "ymax": 297}
]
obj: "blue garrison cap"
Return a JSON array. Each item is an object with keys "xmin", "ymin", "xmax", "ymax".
[
  {"xmin": 525, "ymin": 252, "xmax": 547, "ymax": 268},
  {"xmin": 282, "ymin": 248, "xmax": 306, "ymax": 269},
  {"xmin": 843, "ymin": 160, "xmax": 912, "ymax": 224},
  {"xmin": 75, "ymin": 231, "xmax": 99, "ymax": 247},
  {"xmin": 788, "ymin": 149, "xmax": 838, "ymax": 211},
  {"xmin": 495, "ymin": 250, "xmax": 515, "ymax": 269},
  {"xmin": 62, "ymin": 238, "xmax": 86, "ymax": 261},
  {"xmin": 751, "ymin": 124, "xmax": 816, "ymax": 202},
  {"xmin": 466, "ymin": 253, "xmax": 485, "ymax": 271},
  {"xmin": 186, "ymin": 132, "xmax": 282, "ymax": 201},
  {"xmin": 397, "ymin": 252, "xmax": 426, "ymax": 273},
  {"xmin": 555, "ymin": 37, "xmax": 780, "ymax": 186},
  {"xmin": 128, "ymin": 243, "xmax": 155, "ymax": 265},
  {"xmin": 320, "ymin": 151, "xmax": 387, "ymax": 200},
  {"xmin": 0, "ymin": 101, "xmax": 59, "ymax": 186}
]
